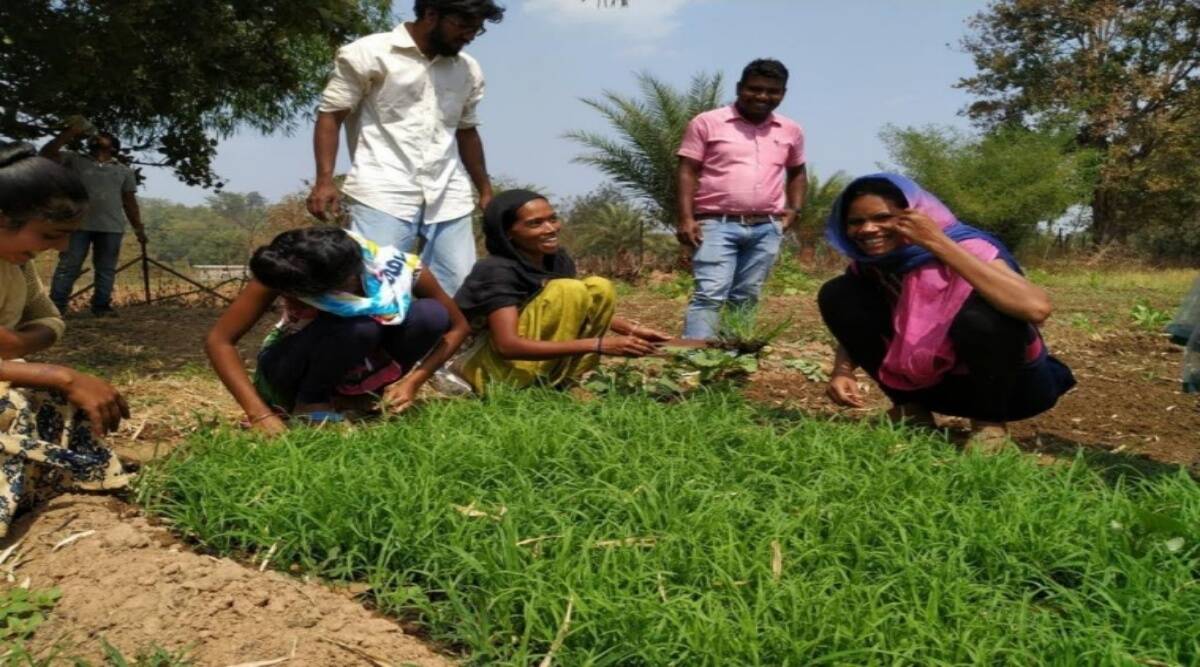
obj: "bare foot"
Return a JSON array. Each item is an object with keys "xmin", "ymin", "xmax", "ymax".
[
  {"xmin": 886, "ymin": 403, "xmax": 937, "ymax": 429},
  {"xmin": 965, "ymin": 421, "xmax": 1014, "ymax": 455}
]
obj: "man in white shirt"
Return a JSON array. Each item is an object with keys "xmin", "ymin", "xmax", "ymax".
[{"xmin": 307, "ymin": 0, "xmax": 503, "ymax": 295}]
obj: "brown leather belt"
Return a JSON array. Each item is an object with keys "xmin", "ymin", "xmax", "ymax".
[{"xmin": 696, "ymin": 213, "xmax": 776, "ymax": 225}]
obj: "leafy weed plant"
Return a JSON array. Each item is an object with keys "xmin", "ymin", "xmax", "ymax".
[
  {"xmin": 0, "ymin": 586, "xmax": 189, "ymax": 666},
  {"xmin": 713, "ymin": 304, "xmax": 791, "ymax": 353},
  {"xmin": 781, "ymin": 357, "xmax": 829, "ymax": 383},
  {"xmin": 1130, "ymin": 299, "xmax": 1172, "ymax": 333},
  {"xmin": 763, "ymin": 253, "xmax": 818, "ymax": 296},
  {"xmin": 647, "ymin": 272, "xmax": 691, "ymax": 300},
  {"xmin": 585, "ymin": 349, "xmax": 758, "ymax": 400},
  {"xmin": 94, "ymin": 642, "xmax": 193, "ymax": 667},
  {"xmin": 139, "ymin": 391, "xmax": 1200, "ymax": 665},
  {"xmin": 0, "ymin": 587, "xmax": 59, "ymax": 645}
]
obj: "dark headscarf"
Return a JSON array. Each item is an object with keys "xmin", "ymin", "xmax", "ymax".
[
  {"xmin": 454, "ymin": 189, "xmax": 576, "ymax": 324},
  {"xmin": 824, "ymin": 173, "xmax": 1018, "ymax": 274}
]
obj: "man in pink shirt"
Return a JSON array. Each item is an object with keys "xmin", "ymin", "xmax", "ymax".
[{"xmin": 676, "ymin": 59, "xmax": 807, "ymax": 340}]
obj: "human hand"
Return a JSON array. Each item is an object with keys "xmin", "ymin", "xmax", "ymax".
[
  {"xmin": 62, "ymin": 370, "xmax": 130, "ymax": 437},
  {"xmin": 134, "ymin": 228, "xmax": 148, "ymax": 245},
  {"xmin": 780, "ymin": 209, "xmax": 798, "ymax": 232},
  {"xmin": 306, "ymin": 179, "xmax": 341, "ymax": 221},
  {"xmin": 478, "ymin": 189, "xmax": 493, "ymax": 214},
  {"xmin": 675, "ymin": 218, "xmax": 703, "ymax": 248},
  {"xmin": 826, "ymin": 373, "xmax": 865, "ymax": 408},
  {"xmin": 382, "ymin": 381, "xmax": 418, "ymax": 413},
  {"xmin": 599, "ymin": 335, "xmax": 657, "ymax": 358},
  {"xmin": 882, "ymin": 209, "xmax": 949, "ymax": 251},
  {"xmin": 631, "ymin": 325, "xmax": 671, "ymax": 343},
  {"xmin": 252, "ymin": 414, "xmax": 288, "ymax": 436}
]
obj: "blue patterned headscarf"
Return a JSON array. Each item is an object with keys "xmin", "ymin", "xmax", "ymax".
[{"xmin": 824, "ymin": 173, "xmax": 1019, "ymax": 274}]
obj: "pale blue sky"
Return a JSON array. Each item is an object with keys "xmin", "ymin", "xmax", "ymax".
[{"xmin": 141, "ymin": 0, "xmax": 990, "ymax": 205}]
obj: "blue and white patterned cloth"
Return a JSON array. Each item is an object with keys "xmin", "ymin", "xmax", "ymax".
[
  {"xmin": 300, "ymin": 232, "xmax": 420, "ymax": 326},
  {"xmin": 0, "ymin": 385, "xmax": 131, "ymax": 537}
]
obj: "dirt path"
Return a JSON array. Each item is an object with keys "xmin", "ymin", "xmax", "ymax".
[{"xmin": 7, "ymin": 495, "xmax": 452, "ymax": 666}]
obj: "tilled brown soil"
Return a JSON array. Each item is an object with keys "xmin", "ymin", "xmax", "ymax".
[{"xmin": 6, "ymin": 494, "xmax": 452, "ymax": 666}]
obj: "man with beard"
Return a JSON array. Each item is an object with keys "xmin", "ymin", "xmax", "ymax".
[
  {"xmin": 675, "ymin": 59, "xmax": 807, "ymax": 341},
  {"xmin": 308, "ymin": 0, "xmax": 504, "ymax": 295}
]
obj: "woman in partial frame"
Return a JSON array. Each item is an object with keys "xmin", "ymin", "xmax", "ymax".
[
  {"xmin": 206, "ymin": 227, "xmax": 469, "ymax": 432},
  {"xmin": 1166, "ymin": 276, "xmax": 1200, "ymax": 393},
  {"xmin": 817, "ymin": 173, "xmax": 1075, "ymax": 451},
  {"xmin": 0, "ymin": 142, "xmax": 133, "ymax": 536},
  {"xmin": 452, "ymin": 190, "xmax": 671, "ymax": 394}
]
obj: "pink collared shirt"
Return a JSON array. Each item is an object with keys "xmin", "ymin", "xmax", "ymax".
[{"xmin": 677, "ymin": 105, "xmax": 806, "ymax": 215}]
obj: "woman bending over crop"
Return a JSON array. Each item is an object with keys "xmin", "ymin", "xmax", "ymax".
[
  {"xmin": 0, "ymin": 142, "xmax": 133, "ymax": 536},
  {"xmin": 817, "ymin": 173, "xmax": 1075, "ymax": 450},
  {"xmin": 206, "ymin": 227, "xmax": 469, "ymax": 433},
  {"xmin": 451, "ymin": 190, "xmax": 671, "ymax": 393}
]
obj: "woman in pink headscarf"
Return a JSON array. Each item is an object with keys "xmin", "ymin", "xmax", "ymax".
[{"xmin": 817, "ymin": 174, "xmax": 1075, "ymax": 451}]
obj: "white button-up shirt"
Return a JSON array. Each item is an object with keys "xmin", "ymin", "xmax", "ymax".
[{"xmin": 319, "ymin": 25, "xmax": 484, "ymax": 224}]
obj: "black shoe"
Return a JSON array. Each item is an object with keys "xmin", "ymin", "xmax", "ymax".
[{"xmin": 91, "ymin": 307, "xmax": 118, "ymax": 318}]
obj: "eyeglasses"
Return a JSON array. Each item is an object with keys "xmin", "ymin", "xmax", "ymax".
[{"xmin": 443, "ymin": 14, "xmax": 487, "ymax": 36}]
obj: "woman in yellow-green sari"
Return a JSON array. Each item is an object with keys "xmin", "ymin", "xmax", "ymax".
[{"xmin": 452, "ymin": 190, "xmax": 670, "ymax": 394}]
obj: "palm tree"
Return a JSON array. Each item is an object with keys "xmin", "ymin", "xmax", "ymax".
[
  {"xmin": 567, "ymin": 201, "xmax": 643, "ymax": 259},
  {"xmin": 566, "ymin": 200, "xmax": 675, "ymax": 275},
  {"xmin": 565, "ymin": 71, "xmax": 726, "ymax": 227},
  {"xmin": 791, "ymin": 169, "xmax": 852, "ymax": 260}
]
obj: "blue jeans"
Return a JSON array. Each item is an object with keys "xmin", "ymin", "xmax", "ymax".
[
  {"xmin": 49, "ymin": 231, "xmax": 124, "ymax": 311},
  {"xmin": 346, "ymin": 201, "xmax": 476, "ymax": 296},
  {"xmin": 682, "ymin": 219, "xmax": 784, "ymax": 340}
]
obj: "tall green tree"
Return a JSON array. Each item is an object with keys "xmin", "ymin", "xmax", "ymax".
[
  {"xmin": 958, "ymin": 0, "xmax": 1200, "ymax": 242},
  {"xmin": 569, "ymin": 203, "xmax": 650, "ymax": 265},
  {"xmin": 207, "ymin": 191, "xmax": 269, "ymax": 256},
  {"xmin": 0, "ymin": 1, "xmax": 390, "ymax": 188},
  {"xmin": 882, "ymin": 124, "xmax": 1097, "ymax": 249},
  {"xmin": 141, "ymin": 198, "xmax": 249, "ymax": 265},
  {"xmin": 566, "ymin": 72, "xmax": 725, "ymax": 226}
]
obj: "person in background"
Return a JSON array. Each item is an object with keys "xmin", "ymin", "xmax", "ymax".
[
  {"xmin": 0, "ymin": 142, "xmax": 134, "ymax": 537},
  {"xmin": 817, "ymin": 173, "xmax": 1076, "ymax": 452},
  {"xmin": 675, "ymin": 58, "xmax": 807, "ymax": 341},
  {"xmin": 206, "ymin": 227, "xmax": 469, "ymax": 433},
  {"xmin": 41, "ymin": 117, "xmax": 147, "ymax": 317},
  {"xmin": 307, "ymin": 0, "xmax": 504, "ymax": 296},
  {"xmin": 1165, "ymin": 275, "xmax": 1200, "ymax": 393},
  {"xmin": 453, "ymin": 190, "xmax": 671, "ymax": 394}
]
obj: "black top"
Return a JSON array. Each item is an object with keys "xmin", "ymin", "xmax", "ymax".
[{"xmin": 453, "ymin": 189, "xmax": 576, "ymax": 326}]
